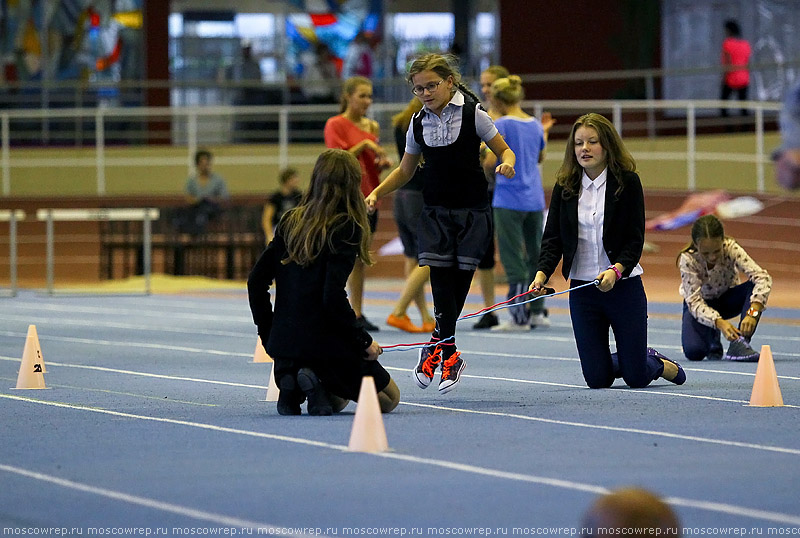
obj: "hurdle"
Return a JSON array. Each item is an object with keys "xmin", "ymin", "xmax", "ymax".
[
  {"xmin": 0, "ymin": 209, "xmax": 23, "ymax": 297},
  {"xmin": 36, "ymin": 208, "xmax": 159, "ymax": 296}
]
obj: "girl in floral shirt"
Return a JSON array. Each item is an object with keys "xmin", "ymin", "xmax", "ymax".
[{"xmin": 677, "ymin": 215, "xmax": 771, "ymax": 362}]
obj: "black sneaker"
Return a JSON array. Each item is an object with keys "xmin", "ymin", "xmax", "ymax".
[
  {"xmin": 724, "ymin": 337, "xmax": 760, "ymax": 362},
  {"xmin": 413, "ymin": 343, "xmax": 443, "ymax": 389},
  {"xmin": 438, "ymin": 350, "xmax": 466, "ymax": 394},
  {"xmin": 472, "ymin": 312, "xmax": 499, "ymax": 330},
  {"xmin": 276, "ymin": 374, "xmax": 304, "ymax": 416},
  {"xmin": 649, "ymin": 347, "xmax": 686, "ymax": 385},
  {"xmin": 356, "ymin": 315, "xmax": 380, "ymax": 332},
  {"xmin": 296, "ymin": 368, "xmax": 333, "ymax": 416}
]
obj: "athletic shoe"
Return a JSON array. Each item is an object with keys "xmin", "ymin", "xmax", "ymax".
[
  {"xmin": 386, "ymin": 314, "xmax": 424, "ymax": 333},
  {"xmin": 472, "ymin": 312, "xmax": 499, "ymax": 330},
  {"xmin": 724, "ymin": 337, "xmax": 760, "ymax": 362},
  {"xmin": 356, "ymin": 315, "xmax": 380, "ymax": 332},
  {"xmin": 276, "ymin": 374, "xmax": 303, "ymax": 416},
  {"xmin": 707, "ymin": 350, "xmax": 724, "ymax": 361},
  {"xmin": 421, "ymin": 320, "xmax": 436, "ymax": 333},
  {"xmin": 296, "ymin": 368, "xmax": 333, "ymax": 416},
  {"xmin": 413, "ymin": 343, "xmax": 443, "ymax": 389},
  {"xmin": 649, "ymin": 347, "xmax": 686, "ymax": 385},
  {"xmin": 491, "ymin": 321, "xmax": 529, "ymax": 332},
  {"xmin": 438, "ymin": 351, "xmax": 466, "ymax": 394},
  {"xmin": 529, "ymin": 309, "xmax": 552, "ymax": 329}
]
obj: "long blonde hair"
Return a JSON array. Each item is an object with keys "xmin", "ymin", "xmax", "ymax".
[
  {"xmin": 281, "ymin": 149, "xmax": 373, "ymax": 267},
  {"xmin": 339, "ymin": 76, "xmax": 372, "ymax": 114},
  {"xmin": 556, "ymin": 113, "xmax": 637, "ymax": 198},
  {"xmin": 406, "ymin": 53, "xmax": 482, "ymax": 104}
]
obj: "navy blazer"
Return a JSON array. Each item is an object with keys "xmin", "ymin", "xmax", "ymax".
[
  {"xmin": 537, "ymin": 170, "xmax": 645, "ymax": 282},
  {"xmin": 247, "ymin": 220, "xmax": 373, "ymax": 359}
]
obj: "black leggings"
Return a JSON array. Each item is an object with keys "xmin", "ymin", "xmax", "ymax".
[{"xmin": 429, "ymin": 266, "xmax": 475, "ymax": 343}]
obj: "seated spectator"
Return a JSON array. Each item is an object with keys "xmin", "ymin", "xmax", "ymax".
[
  {"xmin": 180, "ymin": 149, "xmax": 229, "ymax": 234},
  {"xmin": 262, "ymin": 167, "xmax": 303, "ymax": 243}
]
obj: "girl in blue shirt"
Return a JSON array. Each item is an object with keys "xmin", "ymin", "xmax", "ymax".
[
  {"xmin": 482, "ymin": 75, "xmax": 554, "ymax": 331},
  {"xmin": 366, "ymin": 53, "xmax": 515, "ymax": 394}
]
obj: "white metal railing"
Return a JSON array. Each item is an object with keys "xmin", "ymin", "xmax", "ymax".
[
  {"xmin": 0, "ymin": 209, "xmax": 24, "ymax": 297},
  {"xmin": 35, "ymin": 208, "xmax": 159, "ymax": 296},
  {"xmin": 0, "ymin": 99, "xmax": 784, "ymax": 196}
]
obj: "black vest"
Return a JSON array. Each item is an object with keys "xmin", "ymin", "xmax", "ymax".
[{"xmin": 412, "ymin": 96, "xmax": 489, "ymax": 209}]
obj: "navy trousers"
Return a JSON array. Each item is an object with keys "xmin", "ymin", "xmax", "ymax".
[
  {"xmin": 569, "ymin": 276, "xmax": 663, "ymax": 388},
  {"xmin": 681, "ymin": 281, "xmax": 754, "ymax": 361}
]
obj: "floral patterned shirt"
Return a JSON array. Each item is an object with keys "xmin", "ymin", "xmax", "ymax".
[{"xmin": 679, "ymin": 237, "xmax": 772, "ymax": 327}]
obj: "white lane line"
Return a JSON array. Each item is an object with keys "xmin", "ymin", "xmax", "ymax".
[
  {"xmin": 689, "ymin": 367, "xmax": 800, "ymax": 380},
  {"xmin": 0, "ymin": 333, "xmax": 252, "ymax": 359},
  {"xmin": 2, "ymin": 355, "xmax": 797, "ymax": 407},
  {"xmin": 4, "ymin": 362, "xmax": 798, "ymax": 452},
  {"xmin": 2, "ymin": 394, "xmax": 800, "ymax": 526},
  {"xmin": 0, "ymin": 314, "xmax": 253, "ymax": 338},
  {"xmin": 382, "ymin": 366, "xmax": 799, "ymax": 406},
  {"xmin": 399, "ymin": 402, "xmax": 800, "ymax": 455},
  {"xmin": 459, "ymin": 327, "xmax": 800, "ymax": 346},
  {"xmin": 0, "ymin": 376, "xmax": 216, "ymax": 406},
  {"xmin": 0, "ymin": 356, "xmax": 266, "ymax": 389},
  {"xmin": 2, "ymin": 303, "xmax": 250, "ymax": 323},
  {"xmin": 0, "ymin": 463, "xmax": 322, "ymax": 535}
]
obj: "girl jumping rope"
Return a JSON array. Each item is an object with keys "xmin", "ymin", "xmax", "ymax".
[{"xmin": 365, "ymin": 53, "xmax": 516, "ymax": 394}]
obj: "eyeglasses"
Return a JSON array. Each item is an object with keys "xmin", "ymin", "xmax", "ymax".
[{"xmin": 411, "ymin": 80, "xmax": 445, "ymax": 96}]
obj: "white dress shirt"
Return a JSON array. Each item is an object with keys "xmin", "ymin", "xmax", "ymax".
[
  {"xmin": 569, "ymin": 168, "xmax": 643, "ymax": 281},
  {"xmin": 404, "ymin": 90, "xmax": 498, "ymax": 153}
]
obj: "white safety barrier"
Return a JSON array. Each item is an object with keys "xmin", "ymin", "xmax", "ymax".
[
  {"xmin": 0, "ymin": 98, "xmax": 785, "ymax": 196},
  {"xmin": 0, "ymin": 209, "xmax": 24, "ymax": 297},
  {"xmin": 36, "ymin": 208, "xmax": 159, "ymax": 295}
]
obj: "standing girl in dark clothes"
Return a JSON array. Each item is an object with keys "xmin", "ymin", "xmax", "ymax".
[
  {"xmin": 529, "ymin": 113, "xmax": 686, "ymax": 389},
  {"xmin": 248, "ymin": 149, "xmax": 399, "ymax": 415},
  {"xmin": 365, "ymin": 53, "xmax": 516, "ymax": 394}
]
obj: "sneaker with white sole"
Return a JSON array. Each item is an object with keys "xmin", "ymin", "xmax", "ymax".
[
  {"xmin": 491, "ymin": 321, "xmax": 529, "ymax": 332},
  {"xmin": 529, "ymin": 309, "xmax": 551, "ymax": 329},
  {"xmin": 413, "ymin": 343, "xmax": 443, "ymax": 389},
  {"xmin": 724, "ymin": 337, "xmax": 760, "ymax": 362},
  {"xmin": 438, "ymin": 351, "xmax": 466, "ymax": 394}
]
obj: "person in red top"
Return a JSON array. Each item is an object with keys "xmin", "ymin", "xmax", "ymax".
[
  {"xmin": 720, "ymin": 19, "xmax": 751, "ymax": 118},
  {"xmin": 324, "ymin": 76, "xmax": 392, "ymax": 332}
]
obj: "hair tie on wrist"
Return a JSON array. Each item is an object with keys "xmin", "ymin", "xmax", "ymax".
[{"xmin": 608, "ymin": 265, "xmax": 622, "ymax": 281}]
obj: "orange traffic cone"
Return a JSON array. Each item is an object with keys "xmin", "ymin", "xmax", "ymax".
[
  {"xmin": 749, "ymin": 345, "xmax": 784, "ymax": 407},
  {"xmin": 348, "ymin": 376, "xmax": 389, "ymax": 453},
  {"xmin": 265, "ymin": 364, "xmax": 280, "ymax": 402},
  {"xmin": 253, "ymin": 336, "xmax": 271, "ymax": 363},
  {"xmin": 14, "ymin": 325, "xmax": 47, "ymax": 390}
]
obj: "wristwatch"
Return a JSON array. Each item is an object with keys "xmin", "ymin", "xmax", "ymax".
[{"xmin": 746, "ymin": 307, "xmax": 762, "ymax": 319}]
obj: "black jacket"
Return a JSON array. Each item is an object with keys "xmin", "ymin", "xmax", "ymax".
[
  {"xmin": 247, "ymin": 220, "xmax": 373, "ymax": 359},
  {"xmin": 537, "ymin": 170, "xmax": 645, "ymax": 281}
]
